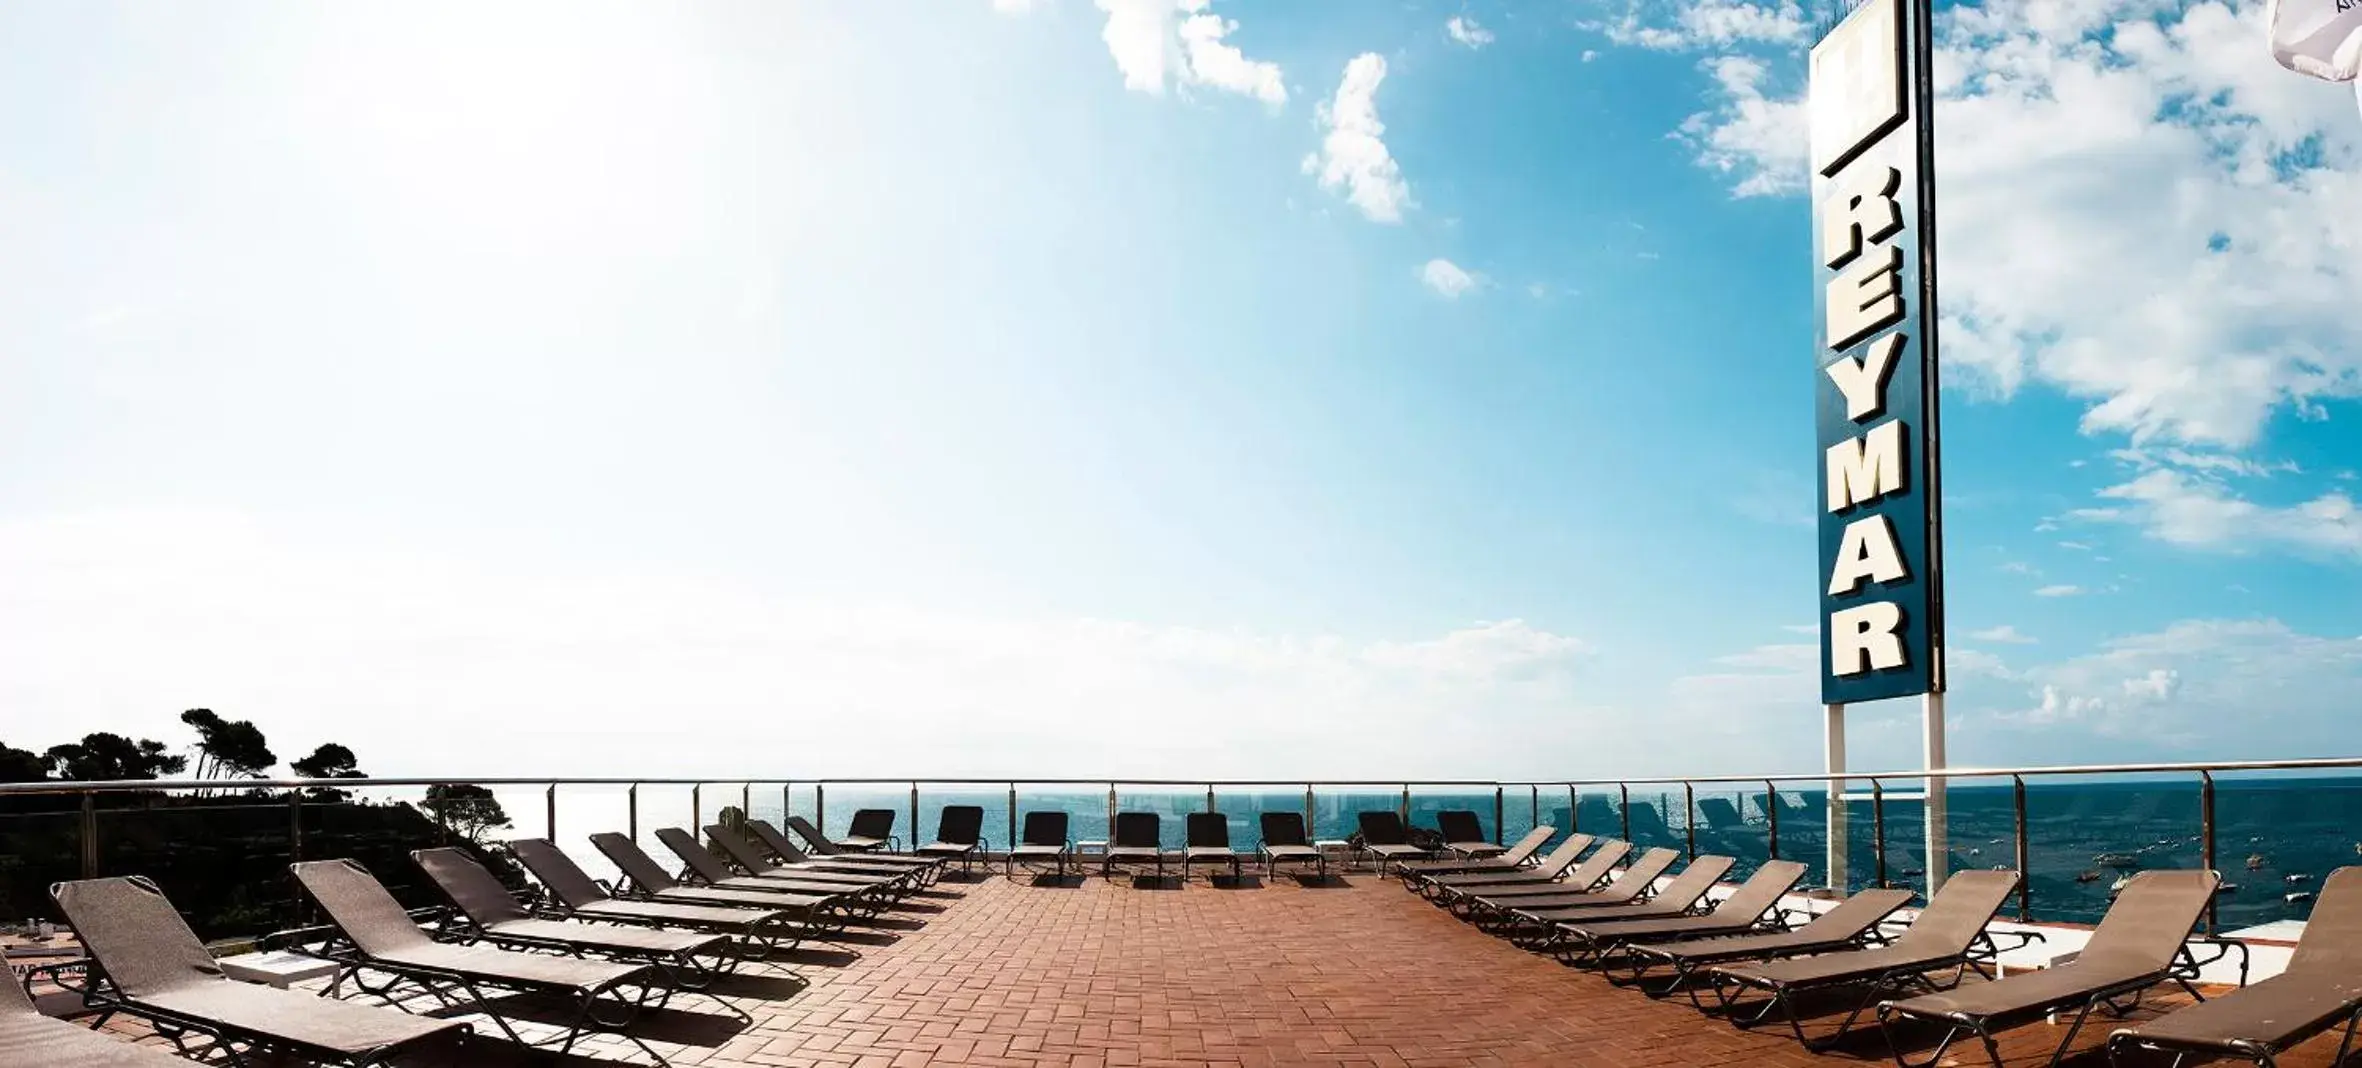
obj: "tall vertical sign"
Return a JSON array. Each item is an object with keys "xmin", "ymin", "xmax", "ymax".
[
  {"xmin": 1812, "ymin": 0, "xmax": 1948, "ymax": 895},
  {"xmin": 1811, "ymin": 0, "xmax": 1943, "ymax": 707}
]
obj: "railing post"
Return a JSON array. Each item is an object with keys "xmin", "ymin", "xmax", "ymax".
[
  {"xmin": 81, "ymin": 793, "xmax": 99, "ymax": 879},
  {"xmin": 1568, "ymin": 785, "xmax": 1578, "ymax": 835},
  {"xmin": 1872, "ymin": 778, "xmax": 1888, "ymax": 890},
  {"xmin": 1206, "ymin": 785, "xmax": 1216, "ymax": 814},
  {"xmin": 288, "ymin": 789, "xmax": 307, "ymax": 926},
  {"xmin": 783, "ymin": 783, "xmax": 792, "ymax": 826},
  {"xmin": 1399, "ymin": 784, "xmax": 1409, "ymax": 821},
  {"xmin": 2200, "ymin": 771, "xmax": 2218, "ymax": 935},
  {"xmin": 1007, "ymin": 783, "xmax": 1018, "ymax": 849},
  {"xmin": 1493, "ymin": 786, "xmax": 1505, "ymax": 845},
  {"xmin": 816, "ymin": 783, "xmax": 825, "ymax": 836},
  {"xmin": 547, "ymin": 783, "xmax": 558, "ymax": 840},
  {"xmin": 692, "ymin": 784, "xmax": 702, "ymax": 833},
  {"xmin": 1530, "ymin": 786, "xmax": 1539, "ymax": 838},
  {"xmin": 1618, "ymin": 783, "xmax": 1631, "ymax": 842},
  {"xmin": 1765, "ymin": 780, "xmax": 1780, "ymax": 860},
  {"xmin": 741, "ymin": 783, "xmax": 751, "ymax": 821},
  {"xmin": 1106, "ymin": 783, "xmax": 1116, "ymax": 835},
  {"xmin": 628, "ymin": 783, "xmax": 639, "ymax": 841},
  {"xmin": 1303, "ymin": 785, "xmax": 1316, "ymax": 839},
  {"xmin": 1682, "ymin": 782, "xmax": 1696, "ymax": 860},
  {"xmin": 2012, "ymin": 775, "xmax": 2030, "ymax": 921},
  {"xmin": 910, "ymin": 783, "xmax": 921, "ymax": 845}
]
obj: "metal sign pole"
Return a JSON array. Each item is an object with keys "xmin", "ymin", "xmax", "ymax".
[
  {"xmin": 1924, "ymin": 691, "xmax": 1948, "ymax": 893},
  {"xmin": 1825, "ymin": 702, "xmax": 1850, "ymax": 892}
]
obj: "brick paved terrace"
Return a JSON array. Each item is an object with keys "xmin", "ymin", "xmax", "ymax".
[{"xmin": 41, "ymin": 868, "xmax": 2358, "ymax": 1068}]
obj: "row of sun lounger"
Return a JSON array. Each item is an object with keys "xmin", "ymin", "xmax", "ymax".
[
  {"xmin": 1399, "ymin": 827, "xmax": 2362, "ymax": 1067},
  {"xmin": 13, "ymin": 817, "xmax": 963, "ymax": 1067}
]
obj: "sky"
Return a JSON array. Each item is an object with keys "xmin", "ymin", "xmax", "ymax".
[{"xmin": 0, "ymin": 0, "xmax": 2356, "ymax": 786}]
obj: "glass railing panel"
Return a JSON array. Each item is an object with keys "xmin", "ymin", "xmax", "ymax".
[
  {"xmin": 1617, "ymin": 786, "xmax": 1685, "ymax": 858},
  {"xmin": 1308, "ymin": 787, "xmax": 1403, "ymax": 844},
  {"xmin": 1112, "ymin": 789, "xmax": 1199, "ymax": 849},
  {"xmin": 2213, "ymin": 769, "xmax": 2362, "ymax": 930},
  {"xmin": 1407, "ymin": 786, "xmax": 1499, "ymax": 847},
  {"xmin": 1762, "ymin": 781, "xmax": 1830, "ymax": 890},
  {"xmin": 812, "ymin": 784, "xmax": 907, "ymax": 849},
  {"xmin": 914, "ymin": 782, "xmax": 1007, "ymax": 854},
  {"xmin": 1013, "ymin": 785, "xmax": 1104, "ymax": 853},
  {"xmin": 0, "ymin": 802, "xmax": 82, "ymax": 929},
  {"xmin": 1210, "ymin": 785, "xmax": 1303, "ymax": 853}
]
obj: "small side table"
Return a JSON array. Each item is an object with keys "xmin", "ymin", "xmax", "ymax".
[
  {"xmin": 1075, "ymin": 839, "xmax": 1108, "ymax": 858},
  {"xmin": 1315, "ymin": 839, "xmax": 1354, "ymax": 872},
  {"xmin": 219, "ymin": 949, "xmax": 340, "ymax": 990}
]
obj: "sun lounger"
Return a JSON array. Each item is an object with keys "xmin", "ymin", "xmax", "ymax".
[
  {"xmin": 1257, "ymin": 812, "xmax": 1326, "ymax": 879},
  {"xmin": 1435, "ymin": 809, "xmax": 1507, "ymax": 859},
  {"xmin": 841, "ymin": 808, "xmax": 900, "ymax": 852},
  {"xmin": 507, "ymin": 837, "xmax": 803, "ymax": 955},
  {"xmin": 50, "ymin": 877, "xmax": 471, "ymax": 1067},
  {"xmin": 2107, "ymin": 866, "xmax": 2362, "ymax": 1068},
  {"xmin": 1706, "ymin": 868, "xmax": 2024, "ymax": 1051},
  {"xmin": 590, "ymin": 831, "xmax": 855, "ymax": 928},
  {"xmin": 1355, "ymin": 811, "xmax": 1434, "ymax": 875},
  {"xmin": 1877, "ymin": 869, "xmax": 2221, "ymax": 1068},
  {"xmin": 1184, "ymin": 813, "xmax": 1242, "ymax": 882},
  {"xmin": 3, "ymin": 918, "xmax": 408, "ymax": 1068},
  {"xmin": 1105, "ymin": 812, "xmax": 1166, "ymax": 880},
  {"xmin": 413, "ymin": 847, "xmax": 736, "ymax": 991},
  {"xmin": 1397, "ymin": 827, "xmax": 1561, "ymax": 889},
  {"xmin": 1006, "ymin": 811, "xmax": 1073, "ymax": 878},
  {"xmin": 914, "ymin": 806, "xmax": 988, "ymax": 876},
  {"xmin": 1412, "ymin": 833, "xmax": 1596, "ymax": 901},
  {"xmin": 700, "ymin": 824, "xmax": 912, "ymax": 896},
  {"xmin": 760, "ymin": 819, "xmax": 942, "ymax": 884},
  {"xmin": 1503, "ymin": 854, "xmax": 1736, "ymax": 946},
  {"xmin": 1548, "ymin": 859, "xmax": 1806, "ymax": 967},
  {"xmin": 1621, "ymin": 887, "xmax": 1915, "ymax": 999},
  {"xmin": 1433, "ymin": 838, "xmax": 1629, "ymax": 912},
  {"xmin": 654, "ymin": 827, "xmax": 894, "ymax": 909},
  {"xmin": 289, "ymin": 859, "xmax": 666, "ymax": 1063},
  {"xmin": 737, "ymin": 820, "xmax": 933, "ymax": 888},
  {"xmin": 1461, "ymin": 845, "xmax": 1670, "ymax": 926}
]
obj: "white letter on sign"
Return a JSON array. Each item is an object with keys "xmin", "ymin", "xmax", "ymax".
[
  {"xmin": 1827, "ymin": 244, "xmax": 1904, "ymax": 351},
  {"xmin": 1825, "ymin": 332, "xmax": 1903, "ymax": 422},
  {"xmin": 1829, "ymin": 601, "xmax": 1907, "ymax": 676},
  {"xmin": 1822, "ymin": 165, "xmax": 1904, "ymax": 270},
  {"xmin": 1826, "ymin": 419, "xmax": 1906, "ymax": 512},
  {"xmin": 1827, "ymin": 512, "xmax": 1908, "ymax": 595}
]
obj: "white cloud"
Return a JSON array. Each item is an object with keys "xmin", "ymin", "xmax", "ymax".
[
  {"xmin": 1677, "ymin": 56, "xmax": 1809, "ymax": 197},
  {"xmin": 1447, "ymin": 15, "xmax": 1496, "ymax": 48},
  {"xmin": 2079, "ymin": 468, "xmax": 2362, "ymax": 558},
  {"xmin": 1597, "ymin": 0, "xmax": 1809, "ymax": 50},
  {"xmin": 1976, "ymin": 619, "xmax": 2362, "ymax": 752},
  {"xmin": 0, "ymin": 510, "xmax": 1605, "ymax": 781},
  {"xmin": 993, "ymin": 0, "xmax": 1041, "ymax": 13},
  {"xmin": 1303, "ymin": 53, "xmax": 1413, "ymax": 223},
  {"xmin": 1652, "ymin": 0, "xmax": 2362, "ymax": 450},
  {"xmin": 1968, "ymin": 624, "xmax": 2038, "ymax": 644},
  {"xmin": 1094, "ymin": 0, "xmax": 1286, "ymax": 108},
  {"xmin": 2059, "ymin": 541, "xmax": 2094, "ymax": 551},
  {"xmin": 2034, "ymin": 584, "xmax": 2084, "ymax": 597},
  {"xmin": 1421, "ymin": 258, "xmax": 1479, "ymax": 298}
]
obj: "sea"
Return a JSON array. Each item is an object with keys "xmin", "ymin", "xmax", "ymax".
[{"xmin": 513, "ymin": 775, "xmax": 2362, "ymax": 929}]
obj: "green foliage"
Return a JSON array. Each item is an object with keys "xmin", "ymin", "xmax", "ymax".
[
  {"xmin": 0, "ymin": 741, "xmax": 46, "ymax": 783},
  {"xmin": 180, "ymin": 708, "xmax": 277, "ymax": 785},
  {"xmin": 290, "ymin": 743, "xmax": 366, "ymax": 801},
  {"xmin": 44, "ymin": 732, "xmax": 187, "ymax": 781},
  {"xmin": 420, "ymin": 783, "xmax": 512, "ymax": 843}
]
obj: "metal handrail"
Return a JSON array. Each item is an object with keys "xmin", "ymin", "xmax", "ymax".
[{"xmin": 11, "ymin": 753, "xmax": 2361, "ymax": 797}]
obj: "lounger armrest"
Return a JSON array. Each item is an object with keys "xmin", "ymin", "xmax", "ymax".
[
  {"xmin": 2181, "ymin": 936, "xmax": 2251, "ymax": 988},
  {"xmin": 1986, "ymin": 928, "xmax": 2047, "ymax": 954},
  {"xmin": 21, "ymin": 958, "xmax": 96, "ymax": 1002}
]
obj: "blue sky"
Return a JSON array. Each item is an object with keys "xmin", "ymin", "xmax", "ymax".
[{"xmin": 0, "ymin": 0, "xmax": 2356, "ymax": 782}]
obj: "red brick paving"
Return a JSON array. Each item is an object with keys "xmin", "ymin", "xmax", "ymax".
[{"xmin": 56, "ymin": 871, "xmax": 2362, "ymax": 1066}]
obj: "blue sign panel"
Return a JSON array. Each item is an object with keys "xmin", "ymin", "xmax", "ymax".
[{"xmin": 1811, "ymin": 0, "xmax": 1944, "ymax": 705}]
